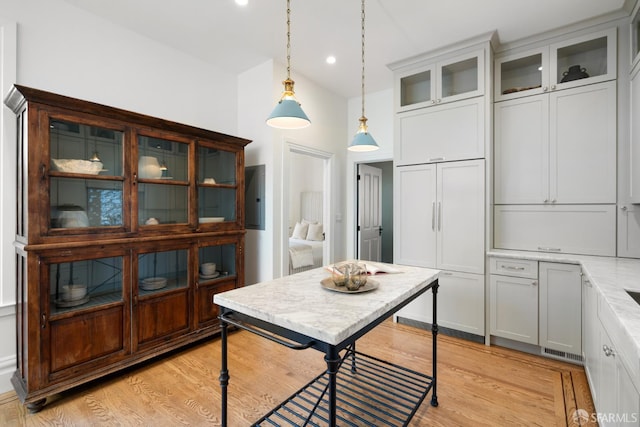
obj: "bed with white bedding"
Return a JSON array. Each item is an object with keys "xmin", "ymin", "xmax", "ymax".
[{"xmin": 288, "ymin": 191, "xmax": 324, "ymax": 274}]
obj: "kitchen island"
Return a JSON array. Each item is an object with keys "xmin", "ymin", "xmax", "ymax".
[{"xmin": 214, "ymin": 262, "xmax": 440, "ymax": 426}]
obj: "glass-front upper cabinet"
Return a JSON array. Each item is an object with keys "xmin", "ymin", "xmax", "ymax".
[
  {"xmin": 49, "ymin": 118, "xmax": 126, "ymax": 233},
  {"xmin": 495, "ymin": 28, "xmax": 616, "ymax": 101},
  {"xmin": 396, "ymin": 50, "xmax": 484, "ymax": 112},
  {"xmin": 197, "ymin": 144, "xmax": 238, "ymax": 225},
  {"xmin": 137, "ymin": 135, "xmax": 190, "ymax": 227},
  {"xmin": 631, "ymin": 3, "xmax": 640, "ymax": 73}
]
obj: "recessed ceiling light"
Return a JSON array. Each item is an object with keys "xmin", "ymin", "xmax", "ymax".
[
  {"xmin": 235, "ymin": 0, "xmax": 248, "ymax": 6},
  {"xmin": 326, "ymin": 56, "xmax": 336, "ymax": 64}
]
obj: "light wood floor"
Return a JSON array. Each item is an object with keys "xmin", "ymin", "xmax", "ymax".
[{"xmin": 0, "ymin": 320, "xmax": 595, "ymax": 426}]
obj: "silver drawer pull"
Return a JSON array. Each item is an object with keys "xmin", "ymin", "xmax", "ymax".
[
  {"xmin": 538, "ymin": 247, "xmax": 561, "ymax": 252},
  {"xmin": 501, "ymin": 265, "xmax": 525, "ymax": 271},
  {"xmin": 429, "ymin": 157, "xmax": 445, "ymax": 162}
]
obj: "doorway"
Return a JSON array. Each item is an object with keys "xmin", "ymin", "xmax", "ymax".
[
  {"xmin": 282, "ymin": 142, "xmax": 333, "ymax": 276},
  {"xmin": 356, "ymin": 161, "xmax": 393, "ymax": 263}
]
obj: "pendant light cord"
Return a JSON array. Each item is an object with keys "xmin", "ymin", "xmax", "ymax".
[
  {"xmin": 286, "ymin": 0, "xmax": 291, "ymax": 80},
  {"xmin": 361, "ymin": 0, "xmax": 366, "ymax": 119}
]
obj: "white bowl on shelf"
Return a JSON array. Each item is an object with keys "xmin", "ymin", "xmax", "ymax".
[
  {"xmin": 199, "ymin": 217, "xmax": 224, "ymax": 223},
  {"xmin": 51, "ymin": 159, "xmax": 103, "ymax": 175},
  {"xmin": 61, "ymin": 284, "xmax": 87, "ymax": 301},
  {"xmin": 140, "ymin": 277, "xmax": 167, "ymax": 291}
]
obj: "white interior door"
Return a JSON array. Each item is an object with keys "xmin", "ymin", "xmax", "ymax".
[{"xmin": 358, "ymin": 164, "xmax": 382, "ymax": 261}]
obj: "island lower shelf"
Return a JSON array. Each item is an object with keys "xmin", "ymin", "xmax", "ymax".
[{"xmin": 253, "ymin": 346, "xmax": 435, "ymax": 426}]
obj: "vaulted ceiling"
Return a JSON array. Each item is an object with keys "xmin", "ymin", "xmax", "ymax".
[{"xmin": 61, "ymin": 0, "xmax": 629, "ymax": 98}]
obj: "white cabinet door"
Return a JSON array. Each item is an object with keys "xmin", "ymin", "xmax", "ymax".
[
  {"xmin": 550, "ymin": 81, "xmax": 617, "ymax": 203},
  {"xmin": 490, "ymin": 274, "xmax": 538, "ymax": 345},
  {"xmin": 631, "ymin": 70, "xmax": 640, "ymax": 203},
  {"xmin": 494, "ymin": 94, "xmax": 549, "ymax": 204},
  {"xmin": 437, "ymin": 160, "xmax": 485, "ymax": 274},
  {"xmin": 539, "ymin": 262, "xmax": 581, "ymax": 355},
  {"xmin": 395, "ymin": 164, "xmax": 437, "ymax": 268},
  {"xmin": 618, "ymin": 204, "xmax": 640, "ymax": 258},
  {"xmin": 618, "ymin": 362, "xmax": 640, "ymax": 427},
  {"xmin": 494, "ymin": 204, "xmax": 616, "ymax": 256},
  {"xmin": 583, "ymin": 276, "xmax": 600, "ymax": 404},
  {"xmin": 397, "ymin": 270, "xmax": 485, "ymax": 336},
  {"xmin": 396, "ymin": 97, "xmax": 484, "ymax": 166},
  {"xmin": 395, "ymin": 160, "xmax": 485, "ymax": 273}
]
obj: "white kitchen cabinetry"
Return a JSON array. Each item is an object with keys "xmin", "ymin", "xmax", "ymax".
[
  {"xmin": 395, "ymin": 160, "xmax": 485, "ymax": 274},
  {"xmin": 494, "ymin": 204, "xmax": 616, "ymax": 256},
  {"xmin": 396, "ymin": 270, "xmax": 484, "ymax": 336},
  {"xmin": 539, "ymin": 262, "xmax": 581, "ymax": 357},
  {"xmin": 582, "ymin": 276, "xmax": 600, "ymax": 404},
  {"xmin": 618, "ymin": 205, "xmax": 640, "ymax": 258},
  {"xmin": 395, "ymin": 50, "xmax": 484, "ymax": 113},
  {"xmin": 495, "ymin": 28, "xmax": 616, "ymax": 102},
  {"xmin": 494, "ymin": 81, "xmax": 616, "ymax": 205},
  {"xmin": 396, "ymin": 97, "xmax": 484, "ymax": 166},
  {"xmin": 489, "ymin": 258, "xmax": 539, "ymax": 345},
  {"xmin": 630, "ymin": 47, "xmax": 640, "ymax": 204},
  {"xmin": 395, "ymin": 159, "xmax": 485, "ymax": 336}
]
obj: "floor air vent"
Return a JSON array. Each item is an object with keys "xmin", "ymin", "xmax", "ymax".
[{"xmin": 543, "ymin": 347, "xmax": 584, "ymax": 364}]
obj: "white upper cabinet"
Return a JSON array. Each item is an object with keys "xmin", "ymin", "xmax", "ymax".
[
  {"xmin": 395, "ymin": 50, "xmax": 485, "ymax": 113},
  {"xmin": 396, "ymin": 97, "xmax": 484, "ymax": 166},
  {"xmin": 495, "ymin": 28, "xmax": 616, "ymax": 102},
  {"xmin": 494, "ymin": 80, "xmax": 616, "ymax": 205}
]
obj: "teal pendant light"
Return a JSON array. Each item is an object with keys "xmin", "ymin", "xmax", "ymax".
[
  {"xmin": 349, "ymin": 0, "xmax": 378, "ymax": 152},
  {"xmin": 267, "ymin": 0, "xmax": 311, "ymax": 130}
]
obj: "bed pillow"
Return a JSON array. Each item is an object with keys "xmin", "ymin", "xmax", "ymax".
[
  {"xmin": 302, "ymin": 218, "xmax": 317, "ymax": 225},
  {"xmin": 306, "ymin": 223, "xmax": 324, "ymax": 241},
  {"xmin": 291, "ymin": 222, "xmax": 309, "ymax": 239}
]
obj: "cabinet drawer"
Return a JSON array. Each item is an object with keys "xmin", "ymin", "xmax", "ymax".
[{"xmin": 490, "ymin": 257, "xmax": 538, "ymax": 279}]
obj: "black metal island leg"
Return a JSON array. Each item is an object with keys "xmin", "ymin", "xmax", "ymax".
[
  {"xmin": 431, "ymin": 280, "xmax": 439, "ymax": 407},
  {"xmin": 219, "ymin": 312, "xmax": 229, "ymax": 426}
]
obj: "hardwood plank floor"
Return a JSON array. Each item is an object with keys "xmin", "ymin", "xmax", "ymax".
[{"xmin": 0, "ymin": 320, "xmax": 595, "ymax": 426}]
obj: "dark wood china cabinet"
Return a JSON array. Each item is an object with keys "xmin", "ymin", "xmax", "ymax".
[{"xmin": 4, "ymin": 85, "xmax": 250, "ymax": 411}]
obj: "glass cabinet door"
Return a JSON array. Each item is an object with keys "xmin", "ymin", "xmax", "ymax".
[
  {"xmin": 437, "ymin": 51, "xmax": 484, "ymax": 103},
  {"xmin": 198, "ymin": 146, "xmax": 237, "ymax": 224},
  {"xmin": 398, "ymin": 66, "xmax": 435, "ymax": 111},
  {"xmin": 137, "ymin": 135, "xmax": 189, "ymax": 226},
  {"xmin": 50, "ymin": 255, "xmax": 124, "ymax": 315},
  {"xmin": 550, "ymin": 28, "xmax": 616, "ymax": 89},
  {"xmin": 495, "ymin": 49, "xmax": 548, "ymax": 100},
  {"xmin": 49, "ymin": 119, "xmax": 124, "ymax": 232},
  {"xmin": 198, "ymin": 243, "xmax": 236, "ymax": 281},
  {"xmin": 137, "ymin": 248, "xmax": 189, "ymax": 294}
]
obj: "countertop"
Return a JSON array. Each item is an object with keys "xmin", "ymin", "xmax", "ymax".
[
  {"xmin": 489, "ymin": 249, "xmax": 640, "ymax": 381},
  {"xmin": 214, "ymin": 262, "xmax": 439, "ymax": 346}
]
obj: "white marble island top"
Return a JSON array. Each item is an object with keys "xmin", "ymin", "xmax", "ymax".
[
  {"xmin": 214, "ymin": 262, "xmax": 439, "ymax": 346},
  {"xmin": 489, "ymin": 249, "xmax": 640, "ymax": 388}
]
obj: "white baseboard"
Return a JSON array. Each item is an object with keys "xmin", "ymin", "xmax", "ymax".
[{"xmin": 0, "ymin": 305, "xmax": 15, "ymax": 394}]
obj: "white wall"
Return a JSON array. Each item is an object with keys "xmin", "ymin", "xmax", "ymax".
[{"xmin": 0, "ymin": 0, "xmax": 242, "ymax": 394}]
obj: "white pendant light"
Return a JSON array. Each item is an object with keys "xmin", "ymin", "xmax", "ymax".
[
  {"xmin": 349, "ymin": 0, "xmax": 378, "ymax": 152},
  {"xmin": 266, "ymin": 0, "xmax": 311, "ymax": 130}
]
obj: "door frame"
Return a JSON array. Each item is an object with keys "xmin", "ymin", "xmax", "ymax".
[{"xmin": 281, "ymin": 141, "xmax": 334, "ymax": 276}]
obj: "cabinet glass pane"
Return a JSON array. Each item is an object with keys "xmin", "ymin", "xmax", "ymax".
[
  {"xmin": 50, "ymin": 256, "xmax": 123, "ymax": 315},
  {"xmin": 138, "ymin": 183, "xmax": 188, "ymax": 225},
  {"xmin": 198, "ymin": 244, "xmax": 236, "ymax": 280},
  {"xmin": 51, "ymin": 178, "xmax": 123, "ymax": 228},
  {"xmin": 50, "ymin": 119, "xmax": 123, "ymax": 176},
  {"xmin": 138, "ymin": 249, "xmax": 188, "ymax": 294},
  {"xmin": 198, "ymin": 147, "xmax": 236, "ymax": 185},
  {"xmin": 400, "ymin": 70, "xmax": 431, "ymax": 107},
  {"xmin": 441, "ymin": 57, "xmax": 478, "ymax": 98},
  {"xmin": 556, "ymin": 36, "xmax": 607, "ymax": 83},
  {"xmin": 199, "ymin": 187, "xmax": 236, "ymax": 223},
  {"xmin": 138, "ymin": 136, "xmax": 188, "ymax": 181},
  {"xmin": 500, "ymin": 54, "xmax": 543, "ymax": 95},
  {"xmin": 633, "ymin": 12, "xmax": 640, "ymax": 61}
]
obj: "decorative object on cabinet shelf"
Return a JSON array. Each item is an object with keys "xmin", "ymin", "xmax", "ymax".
[
  {"xmin": 51, "ymin": 158, "xmax": 103, "ymax": 175},
  {"xmin": 145, "ymin": 217, "xmax": 159, "ymax": 225},
  {"xmin": 349, "ymin": 0, "xmax": 379, "ymax": 152},
  {"xmin": 560, "ymin": 65, "xmax": 589, "ymax": 82},
  {"xmin": 200, "ymin": 262, "xmax": 217, "ymax": 276},
  {"xmin": 138, "ymin": 155, "xmax": 162, "ymax": 179},
  {"xmin": 266, "ymin": 0, "xmax": 311, "ymax": 130},
  {"xmin": 53, "ymin": 205, "xmax": 89, "ymax": 228},
  {"xmin": 203, "ymin": 177, "xmax": 216, "ymax": 184},
  {"xmin": 503, "ymin": 84, "xmax": 542, "ymax": 95},
  {"xmin": 199, "ymin": 217, "xmax": 224, "ymax": 223}
]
